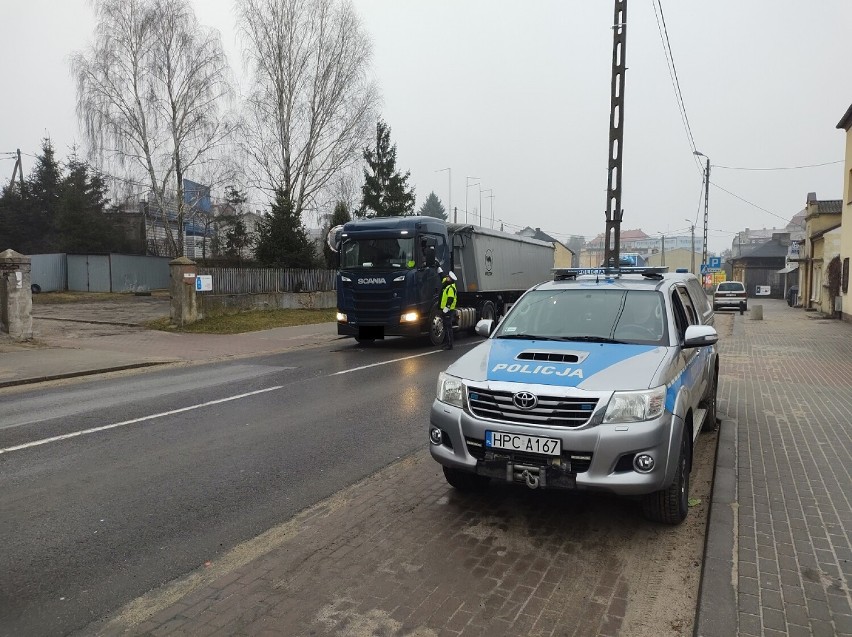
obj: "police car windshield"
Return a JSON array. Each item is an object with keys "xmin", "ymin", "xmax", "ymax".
[
  {"xmin": 494, "ymin": 288, "xmax": 667, "ymax": 345},
  {"xmin": 340, "ymin": 237, "xmax": 416, "ymax": 269}
]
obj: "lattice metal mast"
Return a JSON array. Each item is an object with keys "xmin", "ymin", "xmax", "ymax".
[{"xmin": 603, "ymin": 0, "xmax": 627, "ymax": 268}]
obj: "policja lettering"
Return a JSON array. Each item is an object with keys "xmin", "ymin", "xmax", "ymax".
[{"xmin": 491, "ymin": 363, "xmax": 584, "ymax": 378}]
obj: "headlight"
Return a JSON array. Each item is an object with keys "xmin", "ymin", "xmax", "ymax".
[
  {"xmin": 437, "ymin": 372, "xmax": 464, "ymax": 408},
  {"xmin": 603, "ymin": 386, "xmax": 666, "ymax": 423},
  {"xmin": 400, "ymin": 311, "xmax": 419, "ymax": 323},
  {"xmin": 336, "ymin": 312, "xmax": 347, "ymax": 322},
  {"xmin": 341, "ymin": 275, "xmax": 352, "ymax": 282}
]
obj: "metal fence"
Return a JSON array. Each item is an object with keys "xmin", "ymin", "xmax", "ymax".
[
  {"xmin": 30, "ymin": 253, "xmax": 171, "ymax": 292},
  {"xmin": 197, "ymin": 267, "xmax": 337, "ymax": 294}
]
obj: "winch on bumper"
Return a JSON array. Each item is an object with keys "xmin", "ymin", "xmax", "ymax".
[{"xmin": 429, "ymin": 400, "xmax": 682, "ymax": 496}]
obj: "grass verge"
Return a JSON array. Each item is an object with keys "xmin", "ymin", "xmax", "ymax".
[
  {"xmin": 146, "ymin": 308, "xmax": 337, "ymax": 334},
  {"xmin": 32, "ymin": 291, "xmax": 169, "ymax": 304}
]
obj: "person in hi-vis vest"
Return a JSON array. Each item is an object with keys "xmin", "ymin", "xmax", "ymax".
[{"xmin": 440, "ymin": 271, "xmax": 458, "ymax": 350}]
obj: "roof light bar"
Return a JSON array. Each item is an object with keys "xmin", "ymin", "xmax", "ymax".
[{"xmin": 553, "ymin": 266, "xmax": 669, "ymax": 280}]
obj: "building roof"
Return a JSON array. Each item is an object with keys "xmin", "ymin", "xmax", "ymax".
[
  {"xmin": 518, "ymin": 227, "xmax": 574, "ymax": 254},
  {"xmin": 587, "ymin": 228, "xmax": 648, "ymax": 245},
  {"xmin": 837, "ymin": 103, "xmax": 852, "ymax": 131},
  {"xmin": 816, "ymin": 200, "xmax": 842, "ymax": 214},
  {"xmin": 731, "ymin": 238, "xmax": 788, "ymax": 261},
  {"xmin": 810, "ymin": 223, "xmax": 842, "ymax": 241}
]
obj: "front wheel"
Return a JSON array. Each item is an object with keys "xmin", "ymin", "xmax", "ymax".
[
  {"xmin": 700, "ymin": 369, "xmax": 718, "ymax": 432},
  {"xmin": 428, "ymin": 306, "xmax": 445, "ymax": 346},
  {"xmin": 443, "ymin": 467, "xmax": 490, "ymax": 491},
  {"xmin": 642, "ymin": 433, "xmax": 690, "ymax": 525}
]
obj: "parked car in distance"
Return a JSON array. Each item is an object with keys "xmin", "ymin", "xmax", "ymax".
[
  {"xmin": 713, "ymin": 281, "xmax": 747, "ymax": 312},
  {"xmin": 429, "ymin": 267, "xmax": 719, "ymax": 524}
]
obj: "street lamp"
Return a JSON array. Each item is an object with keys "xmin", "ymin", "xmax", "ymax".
[
  {"xmin": 435, "ymin": 167, "xmax": 451, "ymax": 222},
  {"xmin": 465, "ymin": 176, "xmax": 479, "ymax": 224},
  {"xmin": 481, "ymin": 189, "xmax": 494, "ymax": 228},
  {"xmin": 693, "ymin": 151, "xmax": 710, "ymax": 278}
]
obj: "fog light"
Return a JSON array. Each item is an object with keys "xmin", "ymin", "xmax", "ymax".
[
  {"xmin": 634, "ymin": 454, "xmax": 655, "ymax": 473},
  {"xmin": 429, "ymin": 427, "xmax": 443, "ymax": 445},
  {"xmin": 400, "ymin": 311, "xmax": 419, "ymax": 323},
  {"xmin": 336, "ymin": 312, "xmax": 347, "ymax": 323}
]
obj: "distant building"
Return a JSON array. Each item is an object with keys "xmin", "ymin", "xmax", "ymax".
[{"xmin": 517, "ymin": 227, "xmax": 576, "ymax": 268}]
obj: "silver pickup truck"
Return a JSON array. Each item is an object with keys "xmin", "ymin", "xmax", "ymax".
[{"xmin": 429, "ymin": 267, "xmax": 719, "ymax": 524}]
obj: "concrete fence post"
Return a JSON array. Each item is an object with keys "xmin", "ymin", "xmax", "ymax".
[
  {"xmin": 169, "ymin": 256, "xmax": 198, "ymax": 327},
  {"xmin": 0, "ymin": 249, "xmax": 33, "ymax": 341},
  {"xmin": 751, "ymin": 305, "xmax": 763, "ymax": 320}
]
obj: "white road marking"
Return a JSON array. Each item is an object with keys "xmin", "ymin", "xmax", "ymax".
[
  {"xmin": 3, "ymin": 344, "xmax": 472, "ymax": 455},
  {"xmin": 0, "ymin": 386, "xmax": 284, "ymax": 455},
  {"xmin": 329, "ymin": 350, "xmax": 441, "ymax": 375}
]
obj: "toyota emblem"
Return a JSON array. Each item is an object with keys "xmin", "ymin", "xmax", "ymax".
[{"xmin": 513, "ymin": 391, "xmax": 538, "ymax": 410}]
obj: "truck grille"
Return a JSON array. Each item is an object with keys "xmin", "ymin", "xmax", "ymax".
[
  {"xmin": 465, "ymin": 437, "xmax": 592, "ymax": 473},
  {"xmin": 467, "ymin": 388, "xmax": 597, "ymax": 427},
  {"xmin": 349, "ymin": 288, "xmax": 402, "ymax": 322}
]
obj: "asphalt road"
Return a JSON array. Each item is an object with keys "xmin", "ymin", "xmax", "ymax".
[{"xmin": 0, "ymin": 336, "xmax": 450, "ymax": 636}]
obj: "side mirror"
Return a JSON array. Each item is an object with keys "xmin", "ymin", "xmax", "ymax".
[
  {"xmin": 683, "ymin": 324, "xmax": 718, "ymax": 348},
  {"xmin": 475, "ymin": 319, "xmax": 494, "ymax": 338}
]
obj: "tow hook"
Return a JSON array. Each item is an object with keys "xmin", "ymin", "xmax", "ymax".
[{"xmin": 521, "ymin": 468, "xmax": 540, "ymax": 489}]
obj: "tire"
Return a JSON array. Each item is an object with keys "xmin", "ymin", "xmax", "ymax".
[
  {"xmin": 700, "ymin": 369, "xmax": 718, "ymax": 432},
  {"xmin": 429, "ymin": 305, "xmax": 445, "ymax": 346},
  {"xmin": 470, "ymin": 300, "xmax": 497, "ymax": 336},
  {"xmin": 642, "ymin": 433, "xmax": 690, "ymax": 525},
  {"xmin": 443, "ymin": 466, "xmax": 489, "ymax": 491},
  {"xmin": 31, "ymin": 283, "xmax": 41, "ymax": 294},
  {"xmin": 712, "ymin": 304, "xmax": 718, "ymax": 312}
]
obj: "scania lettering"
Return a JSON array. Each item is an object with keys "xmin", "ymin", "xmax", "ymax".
[{"xmin": 330, "ymin": 216, "xmax": 554, "ymax": 345}]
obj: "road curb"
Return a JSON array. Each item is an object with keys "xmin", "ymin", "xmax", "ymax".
[
  {"xmin": 0, "ymin": 362, "xmax": 171, "ymax": 389},
  {"xmin": 694, "ymin": 418, "xmax": 737, "ymax": 637}
]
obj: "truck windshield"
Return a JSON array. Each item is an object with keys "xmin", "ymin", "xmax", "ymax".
[
  {"xmin": 340, "ymin": 237, "xmax": 417, "ymax": 269},
  {"xmin": 494, "ymin": 289, "xmax": 667, "ymax": 345}
]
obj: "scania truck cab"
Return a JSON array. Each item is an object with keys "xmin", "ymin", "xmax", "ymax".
[{"xmin": 335, "ymin": 216, "xmax": 450, "ymax": 345}]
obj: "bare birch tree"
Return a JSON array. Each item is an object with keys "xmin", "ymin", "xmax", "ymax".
[
  {"xmin": 71, "ymin": 0, "xmax": 234, "ymax": 256},
  {"xmin": 237, "ymin": 0, "xmax": 379, "ymax": 220}
]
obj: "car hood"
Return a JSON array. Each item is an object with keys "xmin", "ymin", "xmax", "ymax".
[{"xmin": 447, "ymin": 338, "xmax": 671, "ymax": 391}]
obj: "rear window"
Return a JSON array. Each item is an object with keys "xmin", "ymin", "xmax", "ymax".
[{"xmin": 716, "ymin": 282, "xmax": 744, "ymax": 292}]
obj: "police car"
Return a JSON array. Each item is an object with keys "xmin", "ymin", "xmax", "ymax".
[{"xmin": 429, "ymin": 267, "xmax": 719, "ymax": 524}]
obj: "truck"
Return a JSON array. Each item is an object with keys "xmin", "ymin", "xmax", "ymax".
[{"xmin": 331, "ymin": 216, "xmax": 555, "ymax": 346}]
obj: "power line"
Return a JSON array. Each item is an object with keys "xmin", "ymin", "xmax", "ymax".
[
  {"xmin": 712, "ymin": 159, "xmax": 843, "ymax": 171},
  {"xmin": 709, "ymin": 181, "xmax": 799, "ymax": 226},
  {"xmin": 652, "ymin": 0, "xmax": 702, "ymax": 174}
]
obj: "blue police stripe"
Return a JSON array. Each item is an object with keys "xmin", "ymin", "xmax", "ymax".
[{"xmin": 486, "ymin": 339, "xmax": 658, "ymax": 388}]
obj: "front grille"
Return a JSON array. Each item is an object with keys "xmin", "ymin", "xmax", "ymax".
[
  {"xmin": 349, "ymin": 288, "xmax": 402, "ymax": 322},
  {"xmin": 465, "ymin": 437, "xmax": 592, "ymax": 473},
  {"xmin": 467, "ymin": 388, "xmax": 597, "ymax": 427}
]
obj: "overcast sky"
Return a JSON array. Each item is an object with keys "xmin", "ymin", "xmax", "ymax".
[{"xmin": 2, "ymin": 0, "xmax": 850, "ymax": 252}]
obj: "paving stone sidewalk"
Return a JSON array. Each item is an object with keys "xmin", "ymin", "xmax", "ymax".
[{"xmin": 707, "ymin": 300, "xmax": 852, "ymax": 636}]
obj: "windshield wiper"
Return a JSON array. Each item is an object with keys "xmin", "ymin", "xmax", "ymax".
[
  {"xmin": 495, "ymin": 333, "xmax": 561, "ymax": 341},
  {"xmin": 557, "ymin": 336, "xmax": 627, "ymax": 344}
]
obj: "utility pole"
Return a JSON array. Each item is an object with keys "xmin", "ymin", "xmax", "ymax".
[
  {"xmin": 702, "ymin": 157, "xmax": 710, "ymax": 271},
  {"xmin": 603, "ymin": 0, "xmax": 627, "ymax": 269},
  {"xmin": 453, "ymin": 206, "xmax": 457, "ymax": 224},
  {"xmin": 661, "ymin": 234, "xmax": 666, "ymax": 267},
  {"xmin": 689, "ymin": 223, "xmax": 696, "ymax": 274},
  {"xmin": 7, "ymin": 149, "xmax": 24, "ymax": 190}
]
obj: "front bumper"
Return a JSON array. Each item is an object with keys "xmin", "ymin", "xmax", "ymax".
[{"xmin": 429, "ymin": 400, "xmax": 683, "ymax": 496}]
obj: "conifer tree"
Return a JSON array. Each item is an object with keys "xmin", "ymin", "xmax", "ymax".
[
  {"xmin": 360, "ymin": 120, "xmax": 415, "ymax": 217},
  {"xmin": 255, "ymin": 187, "xmax": 317, "ymax": 268},
  {"xmin": 417, "ymin": 191, "xmax": 447, "ymax": 220}
]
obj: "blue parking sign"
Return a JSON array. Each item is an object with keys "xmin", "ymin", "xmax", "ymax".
[{"xmin": 709, "ymin": 256, "xmax": 721, "ymax": 270}]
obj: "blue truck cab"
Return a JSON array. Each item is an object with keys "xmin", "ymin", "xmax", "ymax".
[{"xmin": 335, "ymin": 216, "xmax": 450, "ymax": 344}]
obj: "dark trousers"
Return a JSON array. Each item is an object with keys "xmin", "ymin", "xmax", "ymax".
[{"xmin": 442, "ymin": 310, "xmax": 455, "ymax": 348}]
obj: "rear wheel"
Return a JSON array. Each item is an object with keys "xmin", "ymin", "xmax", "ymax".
[
  {"xmin": 443, "ymin": 467, "xmax": 490, "ymax": 491},
  {"xmin": 642, "ymin": 433, "xmax": 690, "ymax": 525},
  {"xmin": 470, "ymin": 300, "xmax": 497, "ymax": 335}
]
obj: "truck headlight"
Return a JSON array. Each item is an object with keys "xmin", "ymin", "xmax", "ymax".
[
  {"xmin": 603, "ymin": 386, "xmax": 666, "ymax": 423},
  {"xmin": 336, "ymin": 312, "xmax": 347, "ymax": 322},
  {"xmin": 400, "ymin": 310, "xmax": 419, "ymax": 323},
  {"xmin": 437, "ymin": 372, "xmax": 464, "ymax": 408}
]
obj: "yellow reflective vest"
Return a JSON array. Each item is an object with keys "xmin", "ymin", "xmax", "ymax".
[{"xmin": 441, "ymin": 282, "xmax": 458, "ymax": 310}]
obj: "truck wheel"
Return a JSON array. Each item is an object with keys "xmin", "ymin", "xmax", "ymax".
[
  {"xmin": 443, "ymin": 467, "xmax": 489, "ymax": 491},
  {"xmin": 429, "ymin": 306, "xmax": 445, "ymax": 346},
  {"xmin": 700, "ymin": 369, "xmax": 718, "ymax": 432},
  {"xmin": 641, "ymin": 433, "xmax": 690, "ymax": 525}
]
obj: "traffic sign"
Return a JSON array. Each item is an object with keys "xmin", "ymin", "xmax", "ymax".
[
  {"xmin": 709, "ymin": 256, "xmax": 721, "ymax": 270},
  {"xmin": 700, "ymin": 264, "xmax": 709, "ymax": 275}
]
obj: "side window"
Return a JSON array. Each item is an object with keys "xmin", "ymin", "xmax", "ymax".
[
  {"xmin": 671, "ymin": 290, "xmax": 690, "ymax": 341},
  {"xmin": 419, "ymin": 234, "xmax": 448, "ymax": 268},
  {"xmin": 677, "ymin": 287, "xmax": 698, "ymax": 325},
  {"xmin": 686, "ymin": 279, "xmax": 711, "ymax": 321}
]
